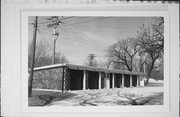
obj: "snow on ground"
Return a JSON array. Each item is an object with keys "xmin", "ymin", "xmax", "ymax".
[
  {"xmin": 148, "ymin": 78, "xmax": 164, "ymax": 83},
  {"xmin": 46, "ymin": 87, "xmax": 163, "ymax": 106},
  {"xmin": 29, "ymin": 80, "xmax": 163, "ymax": 106}
]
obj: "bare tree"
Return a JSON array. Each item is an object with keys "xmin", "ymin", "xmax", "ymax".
[
  {"xmin": 28, "ymin": 40, "xmax": 69, "ymax": 69},
  {"xmin": 106, "ymin": 38, "xmax": 140, "ymax": 71},
  {"xmin": 137, "ymin": 17, "xmax": 164, "ymax": 85},
  {"xmin": 96, "ymin": 59, "xmax": 112, "ymax": 69}
]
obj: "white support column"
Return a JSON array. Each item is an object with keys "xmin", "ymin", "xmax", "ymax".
[
  {"xmin": 105, "ymin": 72, "xmax": 107, "ymax": 89},
  {"xmin": 83, "ymin": 70, "xmax": 86, "ymax": 90},
  {"xmin": 98, "ymin": 71, "xmax": 101, "ymax": 89},
  {"xmin": 130, "ymin": 75, "xmax": 132, "ymax": 87},
  {"xmin": 112, "ymin": 73, "xmax": 115, "ymax": 88},
  {"xmin": 139, "ymin": 75, "xmax": 145, "ymax": 87},
  {"xmin": 105, "ymin": 72, "xmax": 110, "ymax": 89},
  {"xmin": 136, "ymin": 75, "xmax": 139, "ymax": 87},
  {"xmin": 122, "ymin": 74, "xmax": 124, "ymax": 88}
]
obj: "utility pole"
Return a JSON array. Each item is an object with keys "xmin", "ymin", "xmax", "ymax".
[
  {"xmin": 52, "ymin": 28, "xmax": 58, "ymax": 65},
  {"xmin": 47, "ymin": 16, "xmax": 63, "ymax": 65},
  {"xmin": 28, "ymin": 16, "xmax": 38, "ymax": 97},
  {"xmin": 88, "ymin": 54, "xmax": 96, "ymax": 66}
]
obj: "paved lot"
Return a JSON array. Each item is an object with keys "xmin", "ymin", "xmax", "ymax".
[
  {"xmin": 29, "ymin": 83, "xmax": 163, "ymax": 106},
  {"xmin": 48, "ymin": 87, "xmax": 163, "ymax": 106}
]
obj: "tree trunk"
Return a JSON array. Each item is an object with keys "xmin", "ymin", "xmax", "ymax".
[
  {"xmin": 144, "ymin": 59, "xmax": 155, "ymax": 86},
  {"xmin": 144, "ymin": 74, "xmax": 150, "ymax": 86}
]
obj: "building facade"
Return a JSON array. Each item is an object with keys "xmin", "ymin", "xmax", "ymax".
[{"xmin": 33, "ymin": 64, "xmax": 145, "ymax": 92}]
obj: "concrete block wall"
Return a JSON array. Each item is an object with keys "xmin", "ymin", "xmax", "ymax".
[{"xmin": 33, "ymin": 68, "xmax": 63, "ymax": 90}]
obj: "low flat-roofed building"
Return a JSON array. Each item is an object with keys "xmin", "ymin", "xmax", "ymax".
[{"xmin": 33, "ymin": 63, "xmax": 146, "ymax": 92}]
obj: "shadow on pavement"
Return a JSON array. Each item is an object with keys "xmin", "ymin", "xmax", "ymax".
[{"xmin": 29, "ymin": 90, "xmax": 77, "ymax": 106}]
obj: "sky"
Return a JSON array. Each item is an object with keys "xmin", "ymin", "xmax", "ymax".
[{"xmin": 28, "ymin": 16, "xmax": 153, "ymax": 65}]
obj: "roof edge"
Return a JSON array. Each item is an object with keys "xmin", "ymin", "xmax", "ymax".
[
  {"xmin": 33, "ymin": 63, "xmax": 67, "ymax": 71},
  {"xmin": 33, "ymin": 63, "xmax": 146, "ymax": 75}
]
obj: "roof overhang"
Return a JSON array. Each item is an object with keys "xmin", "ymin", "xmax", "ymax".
[{"xmin": 33, "ymin": 63, "xmax": 146, "ymax": 75}]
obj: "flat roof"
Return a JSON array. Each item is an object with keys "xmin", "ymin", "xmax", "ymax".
[{"xmin": 33, "ymin": 63, "xmax": 145, "ymax": 75}]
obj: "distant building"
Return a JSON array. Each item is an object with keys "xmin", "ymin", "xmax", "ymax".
[{"xmin": 33, "ymin": 64, "xmax": 146, "ymax": 91}]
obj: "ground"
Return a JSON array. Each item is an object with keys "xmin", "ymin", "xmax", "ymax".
[{"xmin": 29, "ymin": 79, "xmax": 163, "ymax": 106}]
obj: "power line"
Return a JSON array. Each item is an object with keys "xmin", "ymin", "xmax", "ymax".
[
  {"xmin": 61, "ymin": 36, "xmax": 107, "ymax": 48},
  {"xmin": 31, "ymin": 17, "xmax": 110, "ymax": 28},
  {"xmin": 38, "ymin": 21, "xmax": 51, "ymax": 25},
  {"xmin": 34, "ymin": 17, "xmax": 114, "ymax": 46},
  {"xmin": 59, "ymin": 16, "xmax": 76, "ymax": 20},
  {"xmin": 37, "ymin": 27, "xmax": 52, "ymax": 34},
  {"xmin": 61, "ymin": 25, "xmax": 109, "ymax": 45},
  {"xmin": 38, "ymin": 27, "xmax": 110, "ymax": 48},
  {"xmin": 36, "ymin": 27, "xmax": 108, "ymax": 49},
  {"xmin": 60, "ymin": 29, "xmax": 109, "ymax": 47},
  {"xmin": 62, "ymin": 17, "xmax": 110, "ymax": 26},
  {"xmin": 37, "ymin": 16, "xmax": 76, "ymax": 26},
  {"xmin": 60, "ymin": 35, "xmax": 107, "ymax": 49},
  {"xmin": 37, "ymin": 26, "xmax": 109, "ymax": 48},
  {"xmin": 38, "ymin": 24, "xmax": 108, "ymax": 48},
  {"xmin": 62, "ymin": 29, "xmax": 108, "ymax": 45},
  {"xmin": 36, "ymin": 17, "xmax": 105, "ymax": 29},
  {"xmin": 34, "ymin": 17, "xmax": 112, "ymax": 48},
  {"xmin": 56, "ymin": 17, "xmax": 94, "ymax": 25}
]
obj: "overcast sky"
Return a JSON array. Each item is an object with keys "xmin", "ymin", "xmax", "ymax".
[{"xmin": 28, "ymin": 16, "xmax": 153, "ymax": 65}]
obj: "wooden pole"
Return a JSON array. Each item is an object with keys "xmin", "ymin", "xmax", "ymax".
[
  {"xmin": 28, "ymin": 16, "xmax": 38, "ymax": 97},
  {"xmin": 52, "ymin": 28, "xmax": 57, "ymax": 65}
]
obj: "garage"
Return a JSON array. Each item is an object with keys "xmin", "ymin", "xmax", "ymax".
[
  {"xmin": 115, "ymin": 74, "xmax": 122, "ymax": 88},
  {"xmin": 88, "ymin": 71, "xmax": 99, "ymax": 89},
  {"xmin": 101, "ymin": 72, "xmax": 106, "ymax": 89},
  {"xmin": 110, "ymin": 73, "xmax": 113, "ymax": 88},
  {"xmin": 132, "ymin": 75, "xmax": 137, "ymax": 87},
  {"xmin": 124, "ymin": 74, "xmax": 130, "ymax": 87},
  {"xmin": 69, "ymin": 69, "xmax": 83, "ymax": 90}
]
